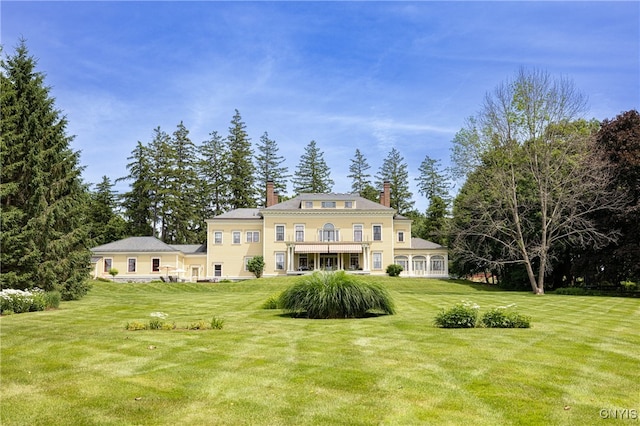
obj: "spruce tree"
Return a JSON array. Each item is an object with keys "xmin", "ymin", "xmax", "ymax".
[
  {"xmin": 255, "ymin": 131, "xmax": 290, "ymax": 206},
  {"xmin": 292, "ymin": 140, "xmax": 334, "ymax": 194},
  {"xmin": 198, "ymin": 130, "xmax": 230, "ymax": 217},
  {"xmin": 227, "ymin": 110, "xmax": 257, "ymax": 208},
  {"xmin": 164, "ymin": 121, "xmax": 199, "ymax": 244},
  {"xmin": 0, "ymin": 41, "xmax": 92, "ymax": 299},
  {"xmin": 376, "ymin": 148, "xmax": 414, "ymax": 214},
  {"xmin": 347, "ymin": 149, "xmax": 372, "ymax": 194},
  {"xmin": 88, "ymin": 176, "xmax": 127, "ymax": 246},
  {"xmin": 119, "ymin": 141, "xmax": 154, "ymax": 236}
]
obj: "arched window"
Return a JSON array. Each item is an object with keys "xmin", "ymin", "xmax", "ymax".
[
  {"xmin": 430, "ymin": 255, "xmax": 445, "ymax": 272},
  {"xmin": 394, "ymin": 256, "xmax": 408, "ymax": 272},
  {"xmin": 321, "ymin": 223, "xmax": 337, "ymax": 242},
  {"xmin": 412, "ymin": 256, "xmax": 426, "ymax": 274}
]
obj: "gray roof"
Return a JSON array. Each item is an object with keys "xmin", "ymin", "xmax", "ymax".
[
  {"xmin": 411, "ymin": 238, "xmax": 444, "ymax": 249},
  {"xmin": 170, "ymin": 244, "xmax": 207, "ymax": 254},
  {"xmin": 265, "ymin": 193, "xmax": 393, "ymax": 211},
  {"xmin": 214, "ymin": 208, "xmax": 262, "ymax": 219},
  {"xmin": 92, "ymin": 236, "xmax": 178, "ymax": 253}
]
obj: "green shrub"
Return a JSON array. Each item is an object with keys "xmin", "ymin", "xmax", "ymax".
[
  {"xmin": 125, "ymin": 321, "xmax": 148, "ymax": 331},
  {"xmin": 247, "ymin": 256, "xmax": 265, "ymax": 278},
  {"xmin": 187, "ymin": 320, "xmax": 209, "ymax": 330},
  {"xmin": 210, "ymin": 316, "xmax": 225, "ymax": 330},
  {"xmin": 481, "ymin": 306, "xmax": 531, "ymax": 328},
  {"xmin": 278, "ymin": 271, "xmax": 395, "ymax": 319},
  {"xmin": 386, "ymin": 264, "xmax": 403, "ymax": 277},
  {"xmin": 161, "ymin": 322, "xmax": 176, "ymax": 330},
  {"xmin": 434, "ymin": 301, "xmax": 479, "ymax": 328},
  {"xmin": 621, "ymin": 281, "xmax": 638, "ymax": 291},
  {"xmin": 261, "ymin": 294, "xmax": 281, "ymax": 309},
  {"xmin": 148, "ymin": 319, "xmax": 165, "ymax": 330},
  {"xmin": 44, "ymin": 291, "xmax": 61, "ymax": 309}
]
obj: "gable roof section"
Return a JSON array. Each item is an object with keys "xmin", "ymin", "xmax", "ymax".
[{"xmin": 171, "ymin": 244, "xmax": 207, "ymax": 254}]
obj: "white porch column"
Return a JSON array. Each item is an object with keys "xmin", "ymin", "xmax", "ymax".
[
  {"xmin": 362, "ymin": 244, "xmax": 370, "ymax": 272},
  {"xmin": 287, "ymin": 244, "xmax": 295, "ymax": 273}
]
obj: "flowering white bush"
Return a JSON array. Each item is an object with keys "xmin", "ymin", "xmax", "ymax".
[{"xmin": 0, "ymin": 288, "xmax": 46, "ymax": 314}]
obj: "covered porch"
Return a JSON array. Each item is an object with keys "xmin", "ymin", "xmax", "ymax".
[{"xmin": 285, "ymin": 243, "xmax": 371, "ymax": 275}]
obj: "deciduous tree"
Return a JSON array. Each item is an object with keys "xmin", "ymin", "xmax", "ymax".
[{"xmin": 450, "ymin": 68, "xmax": 621, "ymax": 294}]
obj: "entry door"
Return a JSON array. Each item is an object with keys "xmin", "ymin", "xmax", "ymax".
[
  {"xmin": 191, "ymin": 267, "xmax": 199, "ymax": 281},
  {"xmin": 320, "ymin": 254, "xmax": 338, "ymax": 270}
]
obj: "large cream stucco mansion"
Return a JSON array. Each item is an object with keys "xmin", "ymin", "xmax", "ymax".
[{"xmin": 91, "ymin": 182, "xmax": 449, "ymax": 282}]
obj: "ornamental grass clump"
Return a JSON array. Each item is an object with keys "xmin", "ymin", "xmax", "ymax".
[{"xmin": 278, "ymin": 271, "xmax": 395, "ymax": 319}]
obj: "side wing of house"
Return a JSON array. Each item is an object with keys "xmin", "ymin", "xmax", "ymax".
[
  {"xmin": 205, "ymin": 209, "xmax": 263, "ymax": 280},
  {"xmin": 393, "ymin": 238, "xmax": 450, "ymax": 278}
]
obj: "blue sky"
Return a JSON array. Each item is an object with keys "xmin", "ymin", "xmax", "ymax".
[{"xmin": 3, "ymin": 1, "xmax": 639, "ymax": 210}]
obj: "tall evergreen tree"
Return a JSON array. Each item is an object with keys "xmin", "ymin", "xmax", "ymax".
[
  {"xmin": 119, "ymin": 141, "xmax": 154, "ymax": 236},
  {"xmin": 227, "ymin": 110, "xmax": 257, "ymax": 208},
  {"xmin": 0, "ymin": 41, "xmax": 92, "ymax": 299},
  {"xmin": 198, "ymin": 130, "xmax": 230, "ymax": 218},
  {"xmin": 376, "ymin": 148, "xmax": 414, "ymax": 213},
  {"xmin": 88, "ymin": 176, "xmax": 127, "ymax": 246},
  {"xmin": 347, "ymin": 148, "xmax": 372, "ymax": 194},
  {"xmin": 415, "ymin": 155, "xmax": 451, "ymax": 244},
  {"xmin": 163, "ymin": 121, "xmax": 199, "ymax": 244},
  {"xmin": 292, "ymin": 140, "xmax": 334, "ymax": 194},
  {"xmin": 147, "ymin": 127, "xmax": 172, "ymax": 239},
  {"xmin": 255, "ymin": 131, "xmax": 290, "ymax": 206}
]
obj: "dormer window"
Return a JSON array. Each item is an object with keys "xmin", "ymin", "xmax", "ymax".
[
  {"xmin": 345, "ymin": 201, "xmax": 353, "ymax": 208},
  {"xmin": 304, "ymin": 201, "xmax": 313, "ymax": 208},
  {"xmin": 321, "ymin": 201, "xmax": 336, "ymax": 208}
]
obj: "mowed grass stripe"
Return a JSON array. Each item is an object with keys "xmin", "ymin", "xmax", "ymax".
[{"xmin": 1, "ymin": 278, "xmax": 638, "ymax": 425}]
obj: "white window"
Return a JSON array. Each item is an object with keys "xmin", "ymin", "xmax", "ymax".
[
  {"xmin": 353, "ymin": 225, "xmax": 363, "ymax": 242},
  {"xmin": 246, "ymin": 231, "xmax": 260, "ymax": 243},
  {"xmin": 152, "ymin": 258, "xmax": 160, "ymax": 272},
  {"xmin": 275, "ymin": 252, "xmax": 285, "ymax": 270},
  {"xmin": 213, "ymin": 264, "xmax": 222, "ymax": 277},
  {"xmin": 275, "ymin": 225, "xmax": 285, "ymax": 241},
  {"xmin": 373, "ymin": 252, "xmax": 382, "ymax": 270},
  {"xmin": 431, "ymin": 255, "xmax": 446, "ymax": 272},
  {"xmin": 128, "ymin": 258, "xmax": 137, "ymax": 273},
  {"xmin": 321, "ymin": 201, "xmax": 336, "ymax": 208},
  {"xmin": 304, "ymin": 201, "xmax": 313, "ymax": 209},
  {"xmin": 398, "ymin": 231, "xmax": 405, "ymax": 242},
  {"xmin": 345, "ymin": 201, "xmax": 353, "ymax": 208},
  {"xmin": 244, "ymin": 257, "xmax": 252, "ymax": 271},
  {"xmin": 214, "ymin": 231, "xmax": 223, "ymax": 244},
  {"xmin": 394, "ymin": 256, "xmax": 408, "ymax": 271},
  {"xmin": 295, "ymin": 225, "xmax": 305, "ymax": 242},
  {"xmin": 232, "ymin": 231, "xmax": 241, "ymax": 244},
  {"xmin": 103, "ymin": 258, "xmax": 113, "ymax": 273},
  {"xmin": 320, "ymin": 223, "xmax": 338, "ymax": 242},
  {"xmin": 373, "ymin": 225, "xmax": 382, "ymax": 241}
]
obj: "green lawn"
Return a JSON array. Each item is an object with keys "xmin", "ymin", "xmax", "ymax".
[{"xmin": 1, "ymin": 278, "xmax": 638, "ymax": 425}]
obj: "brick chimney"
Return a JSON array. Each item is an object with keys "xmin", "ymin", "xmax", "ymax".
[
  {"xmin": 266, "ymin": 180, "xmax": 276, "ymax": 207},
  {"xmin": 379, "ymin": 181, "xmax": 391, "ymax": 208}
]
